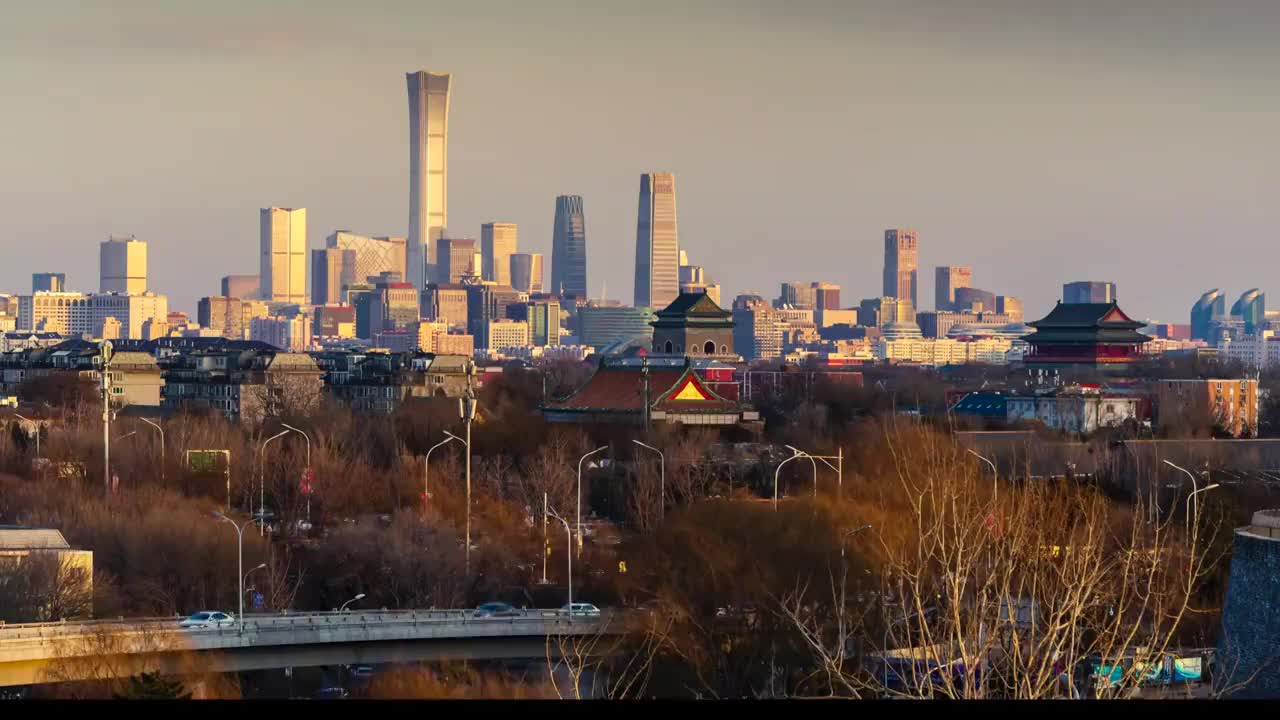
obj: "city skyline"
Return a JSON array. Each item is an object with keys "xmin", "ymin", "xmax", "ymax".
[{"xmin": 3, "ymin": 2, "xmax": 1279, "ymax": 322}]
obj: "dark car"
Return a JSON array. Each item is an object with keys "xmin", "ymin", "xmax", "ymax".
[
  {"xmin": 473, "ymin": 602, "xmax": 520, "ymax": 618},
  {"xmin": 314, "ymin": 687, "xmax": 348, "ymax": 700}
]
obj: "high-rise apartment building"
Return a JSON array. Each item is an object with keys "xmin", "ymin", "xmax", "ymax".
[
  {"xmin": 435, "ymin": 238, "xmax": 478, "ymax": 284},
  {"xmin": 1191, "ymin": 289, "xmax": 1226, "ymax": 341},
  {"xmin": 510, "ymin": 253, "xmax": 544, "ymax": 294},
  {"xmin": 883, "ymin": 229, "xmax": 919, "ymax": 308},
  {"xmin": 551, "ymin": 195, "xmax": 587, "ymax": 298},
  {"xmin": 935, "ymin": 266, "xmax": 972, "ymax": 311},
  {"xmin": 221, "ymin": 274, "xmax": 260, "ymax": 300},
  {"xmin": 1063, "ymin": 281, "xmax": 1116, "ymax": 304},
  {"xmin": 481, "ymin": 222, "xmax": 517, "ymax": 286},
  {"xmin": 634, "ymin": 173, "xmax": 680, "ymax": 309},
  {"xmin": 260, "ymin": 207, "xmax": 307, "ymax": 304},
  {"xmin": 100, "ymin": 235, "xmax": 148, "ymax": 294},
  {"xmin": 406, "ymin": 71, "xmax": 451, "ymax": 289},
  {"xmin": 32, "ymin": 273, "xmax": 66, "ymax": 293},
  {"xmin": 731, "ymin": 295, "xmax": 783, "ymax": 361}
]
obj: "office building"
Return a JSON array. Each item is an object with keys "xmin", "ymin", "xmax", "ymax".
[
  {"xmin": 1063, "ymin": 281, "xmax": 1117, "ymax": 305},
  {"xmin": 996, "ymin": 295, "xmax": 1023, "ymax": 322},
  {"xmin": 917, "ymin": 310, "xmax": 1017, "ymax": 339},
  {"xmin": 415, "ymin": 321, "xmax": 450, "ymax": 352},
  {"xmin": 487, "ymin": 318, "xmax": 531, "ymax": 351},
  {"xmin": 434, "ymin": 333, "xmax": 475, "ymax": 356},
  {"xmin": 1191, "ymin": 289, "xmax": 1226, "ymax": 341},
  {"xmin": 354, "ymin": 291, "xmax": 380, "ymax": 340},
  {"xmin": 680, "ymin": 282, "xmax": 721, "ymax": 307},
  {"xmin": 379, "ymin": 282, "xmax": 421, "ymax": 332},
  {"xmin": 465, "ymin": 284, "xmax": 522, "ymax": 349},
  {"xmin": 197, "ymin": 296, "xmax": 259, "ymax": 340},
  {"xmin": 423, "ymin": 283, "xmax": 469, "ymax": 330},
  {"xmin": 406, "ymin": 71, "xmax": 451, "ymax": 288},
  {"xmin": 17, "ymin": 291, "xmax": 168, "ymax": 339},
  {"xmin": 578, "ymin": 305, "xmax": 656, "ymax": 351},
  {"xmin": 858, "ymin": 296, "xmax": 915, "ymax": 328},
  {"xmin": 32, "ymin": 273, "xmax": 66, "ymax": 293},
  {"xmin": 779, "ymin": 282, "xmax": 817, "ymax": 309},
  {"xmin": 313, "ymin": 304, "xmax": 356, "ymax": 339},
  {"xmin": 481, "ymin": 222, "xmax": 517, "ymax": 286},
  {"xmin": 954, "ymin": 287, "xmax": 997, "ymax": 313},
  {"xmin": 508, "ymin": 300, "xmax": 561, "ymax": 347},
  {"xmin": 680, "ymin": 264, "xmax": 706, "ymax": 285},
  {"xmin": 99, "ymin": 235, "xmax": 148, "ymax": 294},
  {"xmin": 935, "ymin": 266, "xmax": 971, "ymax": 311},
  {"xmin": 324, "ymin": 232, "xmax": 407, "ymax": 293},
  {"xmin": 310, "ymin": 247, "xmax": 355, "ymax": 306},
  {"xmin": 221, "ymin": 274, "xmax": 260, "ymax": 300},
  {"xmin": 260, "ymin": 207, "xmax": 307, "ymax": 304},
  {"xmin": 634, "ymin": 173, "xmax": 680, "ymax": 309},
  {"xmin": 1232, "ymin": 289, "xmax": 1265, "ymax": 336},
  {"xmin": 812, "ymin": 282, "xmax": 841, "ymax": 312},
  {"xmin": 249, "ymin": 315, "xmax": 311, "ymax": 352},
  {"xmin": 435, "ymin": 238, "xmax": 478, "ymax": 284},
  {"xmin": 883, "ymin": 229, "xmax": 919, "ymax": 307},
  {"xmin": 510, "ymin": 253, "xmax": 544, "ymax": 294},
  {"xmin": 551, "ymin": 195, "xmax": 588, "ymax": 298},
  {"xmin": 731, "ymin": 295, "xmax": 783, "ymax": 361}
]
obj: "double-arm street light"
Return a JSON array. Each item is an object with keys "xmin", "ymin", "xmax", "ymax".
[
  {"xmin": 631, "ymin": 440, "xmax": 664, "ymax": 521},
  {"xmin": 785, "ymin": 445, "xmax": 820, "ymax": 498},
  {"xmin": 213, "ymin": 512, "xmax": 252, "ymax": 633},
  {"xmin": 547, "ymin": 506, "xmax": 573, "ymax": 622},
  {"xmin": 577, "ymin": 446, "xmax": 608, "ymax": 553},
  {"xmin": 1163, "ymin": 460, "xmax": 1221, "ymax": 537},
  {"xmin": 259, "ymin": 430, "xmax": 289, "ymax": 536},
  {"xmin": 773, "ymin": 448, "xmax": 811, "ymax": 510}
]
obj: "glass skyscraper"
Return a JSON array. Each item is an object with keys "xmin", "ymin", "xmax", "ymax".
[
  {"xmin": 634, "ymin": 173, "xmax": 680, "ymax": 310},
  {"xmin": 551, "ymin": 195, "xmax": 587, "ymax": 298},
  {"xmin": 406, "ymin": 71, "xmax": 450, "ymax": 289}
]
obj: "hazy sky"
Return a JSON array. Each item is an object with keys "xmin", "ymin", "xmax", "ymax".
[{"xmin": 3, "ymin": 0, "xmax": 1278, "ymax": 322}]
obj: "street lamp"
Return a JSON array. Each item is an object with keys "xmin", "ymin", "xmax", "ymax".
[
  {"xmin": 631, "ymin": 440, "xmax": 664, "ymax": 521},
  {"xmin": 340, "ymin": 593, "xmax": 366, "ymax": 613},
  {"xmin": 577, "ymin": 446, "xmax": 608, "ymax": 553},
  {"xmin": 139, "ymin": 418, "xmax": 165, "ymax": 485},
  {"xmin": 213, "ymin": 512, "xmax": 252, "ymax": 633},
  {"xmin": 444, "ymin": 430, "xmax": 473, "ymax": 573},
  {"xmin": 281, "ymin": 423, "xmax": 312, "ymax": 521},
  {"xmin": 259, "ymin": 430, "xmax": 289, "ymax": 536},
  {"xmin": 966, "ymin": 449, "xmax": 999, "ymax": 502},
  {"xmin": 773, "ymin": 449, "xmax": 809, "ymax": 510},
  {"xmin": 114, "ymin": 430, "xmax": 137, "ymax": 443},
  {"xmin": 424, "ymin": 435, "xmax": 458, "ymax": 516},
  {"xmin": 13, "ymin": 414, "xmax": 38, "ymax": 459},
  {"xmin": 1164, "ymin": 460, "xmax": 1221, "ymax": 536},
  {"xmin": 243, "ymin": 562, "xmax": 267, "ymax": 614},
  {"xmin": 547, "ymin": 506, "xmax": 573, "ymax": 623},
  {"xmin": 785, "ymin": 445, "xmax": 820, "ymax": 498}
]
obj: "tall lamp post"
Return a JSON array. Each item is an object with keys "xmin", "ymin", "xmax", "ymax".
[
  {"xmin": 213, "ymin": 512, "xmax": 252, "ymax": 633},
  {"xmin": 455, "ymin": 359, "xmax": 478, "ymax": 574},
  {"xmin": 139, "ymin": 418, "xmax": 165, "ymax": 485},
  {"xmin": 966, "ymin": 449, "xmax": 999, "ymax": 502},
  {"xmin": 547, "ymin": 506, "xmax": 573, "ymax": 622},
  {"xmin": 424, "ymin": 435, "xmax": 457, "ymax": 516},
  {"xmin": 1164, "ymin": 460, "xmax": 1221, "ymax": 536},
  {"xmin": 258, "ymin": 430, "xmax": 289, "ymax": 536},
  {"xmin": 577, "ymin": 446, "xmax": 608, "ymax": 553},
  {"xmin": 631, "ymin": 440, "xmax": 665, "ymax": 521},
  {"xmin": 13, "ymin": 414, "xmax": 39, "ymax": 460},
  {"xmin": 784, "ymin": 445, "xmax": 819, "ymax": 498},
  {"xmin": 281, "ymin": 423, "xmax": 312, "ymax": 522},
  {"xmin": 243, "ymin": 562, "xmax": 267, "ymax": 614},
  {"xmin": 100, "ymin": 340, "xmax": 114, "ymax": 497},
  {"xmin": 340, "ymin": 593, "xmax": 366, "ymax": 613},
  {"xmin": 443, "ymin": 430, "xmax": 473, "ymax": 573},
  {"xmin": 773, "ymin": 449, "xmax": 809, "ymax": 510}
]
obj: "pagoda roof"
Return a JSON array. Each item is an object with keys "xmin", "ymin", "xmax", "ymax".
[
  {"xmin": 545, "ymin": 364, "xmax": 740, "ymax": 414},
  {"xmin": 1028, "ymin": 302, "xmax": 1144, "ymax": 330},
  {"xmin": 654, "ymin": 292, "xmax": 731, "ymax": 320}
]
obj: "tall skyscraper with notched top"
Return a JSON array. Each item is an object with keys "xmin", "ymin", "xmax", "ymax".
[
  {"xmin": 551, "ymin": 195, "xmax": 587, "ymax": 297},
  {"xmin": 260, "ymin": 208, "xmax": 307, "ymax": 304},
  {"xmin": 406, "ymin": 71, "xmax": 451, "ymax": 289},
  {"xmin": 883, "ymin": 229, "xmax": 919, "ymax": 308},
  {"xmin": 634, "ymin": 173, "xmax": 680, "ymax": 309}
]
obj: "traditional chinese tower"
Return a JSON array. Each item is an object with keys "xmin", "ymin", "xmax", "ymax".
[{"xmin": 1022, "ymin": 301, "xmax": 1150, "ymax": 373}]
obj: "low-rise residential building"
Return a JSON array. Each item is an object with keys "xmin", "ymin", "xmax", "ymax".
[
  {"xmin": 1156, "ymin": 378, "xmax": 1259, "ymax": 437},
  {"xmin": 0, "ymin": 340, "xmax": 161, "ymax": 409},
  {"xmin": 323, "ymin": 352, "xmax": 472, "ymax": 414},
  {"xmin": 161, "ymin": 347, "xmax": 323, "ymax": 423},
  {"xmin": 954, "ymin": 388, "xmax": 1141, "ymax": 433}
]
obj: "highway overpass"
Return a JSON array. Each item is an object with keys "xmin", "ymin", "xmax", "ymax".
[{"xmin": 0, "ymin": 609, "xmax": 628, "ymax": 687}]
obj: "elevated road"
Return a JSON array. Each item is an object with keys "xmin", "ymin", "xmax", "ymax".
[{"xmin": 0, "ymin": 609, "xmax": 628, "ymax": 687}]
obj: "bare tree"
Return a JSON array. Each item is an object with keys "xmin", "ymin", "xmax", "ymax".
[{"xmin": 0, "ymin": 552, "xmax": 94, "ymax": 623}]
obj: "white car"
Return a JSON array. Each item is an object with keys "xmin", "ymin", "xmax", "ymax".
[
  {"xmin": 179, "ymin": 611, "xmax": 236, "ymax": 629},
  {"xmin": 560, "ymin": 603, "xmax": 601, "ymax": 617}
]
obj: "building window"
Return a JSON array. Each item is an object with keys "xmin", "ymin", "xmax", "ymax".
[
  {"xmin": 664, "ymin": 340, "xmax": 673, "ymax": 353},
  {"xmin": 703, "ymin": 340, "xmax": 716, "ymax": 355}
]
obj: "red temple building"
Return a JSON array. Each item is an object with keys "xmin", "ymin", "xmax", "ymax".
[{"xmin": 1023, "ymin": 302, "xmax": 1151, "ymax": 372}]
